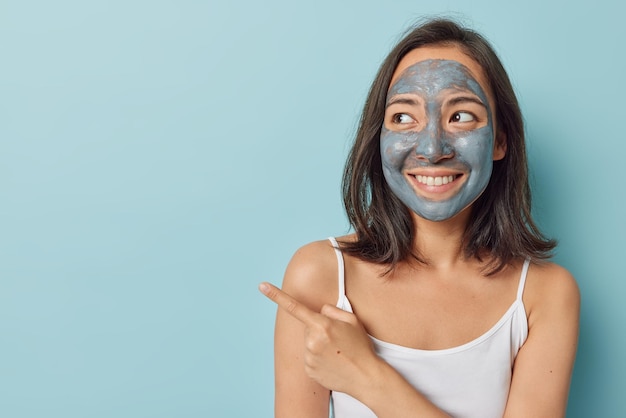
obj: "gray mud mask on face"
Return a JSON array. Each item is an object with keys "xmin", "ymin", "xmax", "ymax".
[{"xmin": 380, "ymin": 59, "xmax": 495, "ymax": 222}]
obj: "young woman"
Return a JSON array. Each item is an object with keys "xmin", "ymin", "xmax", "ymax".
[{"xmin": 259, "ymin": 18, "xmax": 579, "ymax": 418}]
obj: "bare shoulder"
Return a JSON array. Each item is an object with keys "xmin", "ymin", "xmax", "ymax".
[
  {"xmin": 525, "ymin": 261, "xmax": 581, "ymax": 325},
  {"xmin": 527, "ymin": 261, "xmax": 579, "ymax": 299},
  {"xmin": 281, "ymin": 237, "xmax": 345, "ymax": 312}
]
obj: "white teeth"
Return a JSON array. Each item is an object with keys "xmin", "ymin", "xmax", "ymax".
[{"xmin": 415, "ymin": 175, "xmax": 455, "ymax": 186}]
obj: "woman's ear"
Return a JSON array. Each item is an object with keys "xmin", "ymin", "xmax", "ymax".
[{"xmin": 493, "ymin": 131, "xmax": 507, "ymax": 161}]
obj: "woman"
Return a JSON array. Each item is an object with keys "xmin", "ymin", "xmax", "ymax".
[{"xmin": 259, "ymin": 18, "xmax": 579, "ymax": 418}]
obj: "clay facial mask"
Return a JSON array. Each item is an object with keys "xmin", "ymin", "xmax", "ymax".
[{"xmin": 380, "ymin": 59, "xmax": 495, "ymax": 221}]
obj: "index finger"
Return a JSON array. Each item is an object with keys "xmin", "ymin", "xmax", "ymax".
[{"xmin": 259, "ymin": 282, "xmax": 319, "ymax": 326}]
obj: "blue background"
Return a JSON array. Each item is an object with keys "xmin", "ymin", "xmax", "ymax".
[{"xmin": 1, "ymin": 1, "xmax": 623, "ymax": 416}]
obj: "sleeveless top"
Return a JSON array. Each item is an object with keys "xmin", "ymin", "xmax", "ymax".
[{"xmin": 328, "ymin": 237, "xmax": 529, "ymax": 418}]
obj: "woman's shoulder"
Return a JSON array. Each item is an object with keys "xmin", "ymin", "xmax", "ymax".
[
  {"xmin": 524, "ymin": 260, "xmax": 580, "ymax": 325},
  {"xmin": 280, "ymin": 234, "xmax": 356, "ymax": 312},
  {"xmin": 526, "ymin": 261, "xmax": 579, "ymax": 297}
]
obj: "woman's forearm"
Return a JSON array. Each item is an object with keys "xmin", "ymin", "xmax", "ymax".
[{"xmin": 351, "ymin": 358, "xmax": 451, "ymax": 418}]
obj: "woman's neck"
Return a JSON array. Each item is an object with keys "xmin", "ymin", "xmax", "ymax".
[{"xmin": 410, "ymin": 208, "xmax": 472, "ymax": 270}]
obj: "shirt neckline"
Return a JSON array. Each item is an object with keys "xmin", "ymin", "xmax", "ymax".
[{"xmin": 368, "ymin": 299, "xmax": 525, "ymax": 356}]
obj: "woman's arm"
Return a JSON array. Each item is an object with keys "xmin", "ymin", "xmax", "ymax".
[
  {"xmin": 264, "ymin": 281, "xmax": 452, "ymax": 418},
  {"xmin": 503, "ymin": 263, "xmax": 580, "ymax": 418},
  {"xmin": 262, "ymin": 240, "xmax": 450, "ymax": 418},
  {"xmin": 272, "ymin": 242, "xmax": 338, "ymax": 418}
]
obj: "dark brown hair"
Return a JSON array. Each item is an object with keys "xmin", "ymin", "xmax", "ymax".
[{"xmin": 340, "ymin": 18, "xmax": 555, "ymax": 274}]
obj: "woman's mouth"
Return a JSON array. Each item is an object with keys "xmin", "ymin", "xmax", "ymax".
[{"xmin": 414, "ymin": 174, "xmax": 460, "ymax": 186}]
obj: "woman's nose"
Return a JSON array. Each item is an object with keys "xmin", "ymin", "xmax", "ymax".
[{"xmin": 414, "ymin": 124, "xmax": 454, "ymax": 163}]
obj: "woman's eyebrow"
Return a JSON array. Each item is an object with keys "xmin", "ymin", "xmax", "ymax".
[
  {"xmin": 446, "ymin": 95, "xmax": 486, "ymax": 108},
  {"xmin": 386, "ymin": 96, "xmax": 422, "ymax": 108}
]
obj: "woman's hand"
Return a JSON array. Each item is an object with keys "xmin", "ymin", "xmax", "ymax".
[{"xmin": 259, "ymin": 281, "xmax": 380, "ymax": 395}]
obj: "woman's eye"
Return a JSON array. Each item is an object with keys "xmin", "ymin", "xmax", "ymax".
[
  {"xmin": 392, "ymin": 113, "xmax": 415, "ymax": 124},
  {"xmin": 450, "ymin": 111, "xmax": 475, "ymax": 123}
]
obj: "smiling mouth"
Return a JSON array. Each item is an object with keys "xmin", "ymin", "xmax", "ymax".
[{"xmin": 414, "ymin": 174, "xmax": 461, "ymax": 186}]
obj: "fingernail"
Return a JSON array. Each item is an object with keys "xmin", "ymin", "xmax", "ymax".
[{"xmin": 258, "ymin": 283, "xmax": 270, "ymax": 294}]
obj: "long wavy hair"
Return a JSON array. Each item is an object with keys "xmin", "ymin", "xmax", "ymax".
[{"xmin": 340, "ymin": 18, "xmax": 555, "ymax": 275}]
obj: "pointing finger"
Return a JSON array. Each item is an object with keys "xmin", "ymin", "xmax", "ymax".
[
  {"xmin": 320, "ymin": 304, "xmax": 358, "ymax": 325},
  {"xmin": 259, "ymin": 282, "xmax": 318, "ymax": 326}
]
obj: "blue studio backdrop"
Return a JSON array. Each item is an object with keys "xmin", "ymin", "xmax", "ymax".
[{"xmin": 1, "ymin": 1, "xmax": 624, "ymax": 417}]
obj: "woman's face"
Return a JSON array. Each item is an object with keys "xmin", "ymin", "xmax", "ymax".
[{"xmin": 380, "ymin": 45, "xmax": 506, "ymax": 222}]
